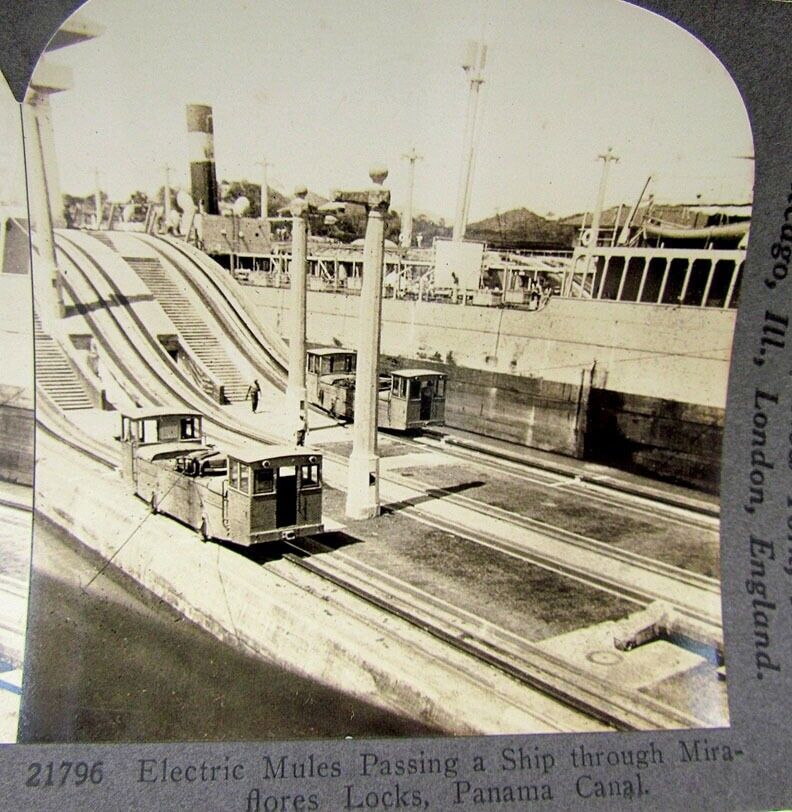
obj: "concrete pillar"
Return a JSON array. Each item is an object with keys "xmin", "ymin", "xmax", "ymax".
[
  {"xmin": 186, "ymin": 104, "xmax": 219, "ymax": 215},
  {"xmin": 286, "ymin": 186, "xmax": 309, "ymax": 436},
  {"xmin": 21, "ymin": 94, "xmax": 62, "ymax": 323},
  {"xmin": 334, "ymin": 167, "xmax": 390, "ymax": 520},
  {"xmin": 32, "ymin": 93, "xmax": 65, "ymax": 228}
]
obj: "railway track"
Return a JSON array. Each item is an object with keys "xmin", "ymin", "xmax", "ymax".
[
  {"xmin": 41, "ymin": 230, "xmax": 723, "ymax": 625},
  {"xmin": 280, "ymin": 535, "xmax": 713, "ymax": 730},
  {"xmin": 33, "ymin": 429, "xmax": 605, "ymax": 735},
  {"xmin": 367, "ymin": 471, "xmax": 720, "ymax": 630},
  {"xmin": 46, "ymin": 227, "xmax": 720, "ymax": 625},
  {"xmin": 30, "ymin": 416, "xmax": 715, "ymax": 731},
  {"xmin": 403, "ymin": 431, "xmax": 719, "ymax": 527},
  {"xmin": 140, "ymin": 235, "xmax": 289, "ymax": 382},
  {"xmin": 35, "ymin": 379, "xmax": 726, "ymax": 731},
  {"xmin": 327, "ymin": 424, "xmax": 721, "ymax": 584},
  {"xmin": 373, "ymin": 439, "xmax": 720, "ymax": 592},
  {"xmin": 32, "ymin": 232, "xmax": 726, "ymax": 725}
]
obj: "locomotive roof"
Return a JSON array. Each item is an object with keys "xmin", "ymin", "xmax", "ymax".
[
  {"xmin": 307, "ymin": 347, "xmax": 357, "ymax": 356},
  {"xmin": 390, "ymin": 369, "xmax": 446, "ymax": 378},
  {"xmin": 121, "ymin": 407, "xmax": 202, "ymax": 420},
  {"xmin": 227, "ymin": 443, "xmax": 320, "ymax": 464}
]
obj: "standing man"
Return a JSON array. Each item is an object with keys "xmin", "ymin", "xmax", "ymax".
[{"xmin": 247, "ymin": 380, "xmax": 261, "ymax": 413}]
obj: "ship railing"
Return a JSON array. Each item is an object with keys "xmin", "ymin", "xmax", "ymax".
[
  {"xmin": 560, "ymin": 245, "xmax": 745, "ymax": 310},
  {"xmin": 221, "ymin": 245, "xmax": 744, "ymax": 311},
  {"xmin": 234, "ymin": 252, "xmax": 434, "ymax": 296}
]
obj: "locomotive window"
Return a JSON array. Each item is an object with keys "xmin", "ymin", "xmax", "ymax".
[
  {"xmin": 409, "ymin": 379, "xmax": 421, "ymax": 399},
  {"xmin": 253, "ymin": 467, "xmax": 274, "ymax": 494},
  {"xmin": 239, "ymin": 464, "xmax": 250, "ymax": 493},
  {"xmin": 159, "ymin": 420, "xmax": 179, "ymax": 442},
  {"xmin": 180, "ymin": 417, "xmax": 197, "ymax": 439},
  {"xmin": 307, "ymin": 355, "xmax": 317, "ymax": 373},
  {"xmin": 436, "ymin": 378, "xmax": 446, "ymax": 397},
  {"xmin": 300, "ymin": 464, "xmax": 320, "ymax": 489},
  {"xmin": 229, "ymin": 460, "xmax": 239, "ymax": 489}
]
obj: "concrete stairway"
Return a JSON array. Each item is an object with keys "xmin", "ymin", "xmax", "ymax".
[
  {"xmin": 34, "ymin": 316, "xmax": 94, "ymax": 411},
  {"xmin": 87, "ymin": 231, "xmax": 115, "ymax": 249},
  {"xmin": 126, "ymin": 257, "xmax": 249, "ymax": 402}
]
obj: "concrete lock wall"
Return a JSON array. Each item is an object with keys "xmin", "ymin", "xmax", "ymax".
[
  {"xmin": 586, "ymin": 390, "xmax": 724, "ymax": 494},
  {"xmin": 0, "ymin": 397, "xmax": 34, "ymax": 485},
  {"xmin": 246, "ymin": 287, "xmax": 734, "ymax": 491},
  {"xmin": 0, "ymin": 270, "xmax": 34, "ymax": 486},
  {"xmin": 380, "ymin": 353, "xmax": 585, "ymax": 455}
]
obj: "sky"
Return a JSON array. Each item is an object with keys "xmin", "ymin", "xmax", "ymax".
[{"xmin": 12, "ymin": 0, "xmax": 755, "ymax": 221}]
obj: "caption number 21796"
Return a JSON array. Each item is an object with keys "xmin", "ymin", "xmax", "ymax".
[{"xmin": 26, "ymin": 761, "xmax": 104, "ymax": 787}]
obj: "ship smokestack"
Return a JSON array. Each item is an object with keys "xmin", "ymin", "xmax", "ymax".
[{"xmin": 186, "ymin": 103, "xmax": 219, "ymax": 214}]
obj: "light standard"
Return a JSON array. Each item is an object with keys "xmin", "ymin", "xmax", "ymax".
[
  {"xmin": 334, "ymin": 166, "xmax": 390, "ymax": 519},
  {"xmin": 286, "ymin": 186, "xmax": 309, "ymax": 440}
]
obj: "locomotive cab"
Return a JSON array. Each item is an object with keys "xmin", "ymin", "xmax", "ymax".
[
  {"xmin": 118, "ymin": 408, "xmax": 203, "ymax": 447},
  {"xmin": 118, "ymin": 407, "xmax": 204, "ymax": 482},
  {"xmin": 380, "ymin": 370, "xmax": 447, "ymax": 430},
  {"xmin": 306, "ymin": 348, "xmax": 357, "ymax": 410},
  {"xmin": 225, "ymin": 444, "xmax": 324, "ymax": 545},
  {"xmin": 307, "ymin": 348, "xmax": 358, "ymax": 417},
  {"xmin": 118, "ymin": 409, "xmax": 324, "ymax": 546}
]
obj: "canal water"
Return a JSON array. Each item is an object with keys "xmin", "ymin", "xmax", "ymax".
[{"xmin": 17, "ymin": 519, "xmax": 442, "ymax": 743}]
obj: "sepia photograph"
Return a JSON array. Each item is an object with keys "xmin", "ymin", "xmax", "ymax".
[{"xmin": 1, "ymin": 0, "xmax": 757, "ymax": 754}]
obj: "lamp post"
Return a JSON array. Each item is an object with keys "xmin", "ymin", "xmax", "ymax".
[
  {"xmin": 163, "ymin": 164, "xmax": 173, "ymax": 226},
  {"xmin": 94, "ymin": 167, "xmax": 103, "ymax": 230},
  {"xmin": 286, "ymin": 186, "xmax": 309, "ymax": 439},
  {"xmin": 333, "ymin": 166, "xmax": 390, "ymax": 520},
  {"xmin": 400, "ymin": 147, "xmax": 422, "ymax": 250},
  {"xmin": 256, "ymin": 158, "xmax": 272, "ymax": 243}
]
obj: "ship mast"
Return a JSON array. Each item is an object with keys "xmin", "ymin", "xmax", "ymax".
[
  {"xmin": 584, "ymin": 147, "xmax": 619, "ymax": 279},
  {"xmin": 452, "ymin": 41, "xmax": 487, "ymax": 242}
]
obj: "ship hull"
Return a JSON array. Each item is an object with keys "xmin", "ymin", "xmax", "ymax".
[{"xmin": 244, "ymin": 287, "xmax": 732, "ymax": 493}]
